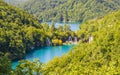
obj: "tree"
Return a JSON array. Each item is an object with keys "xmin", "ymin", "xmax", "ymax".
[
  {"xmin": 14, "ymin": 59, "xmax": 43, "ymax": 75},
  {"xmin": 0, "ymin": 52, "xmax": 11, "ymax": 75},
  {"xmin": 50, "ymin": 21, "xmax": 55, "ymax": 32}
]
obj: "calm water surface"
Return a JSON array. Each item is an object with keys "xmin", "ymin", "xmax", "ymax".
[
  {"xmin": 42, "ymin": 22, "xmax": 80, "ymax": 31},
  {"xmin": 12, "ymin": 45, "xmax": 74, "ymax": 69},
  {"xmin": 12, "ymin": 22, "xmax": 79, "ymax": 69}
]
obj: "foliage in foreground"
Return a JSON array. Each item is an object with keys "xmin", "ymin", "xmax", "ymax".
[
  {"xmin": 12, "ymin": 59, "xmax": 42, "ymax": 75},
  {"xmin": 0, "ymin": 52, "xmax": 11, "ymax": 75}
]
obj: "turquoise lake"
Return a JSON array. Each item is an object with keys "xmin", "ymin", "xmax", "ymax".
[
  {"xmin": 12, "ymin": 22, "xmax": 79, "ymax": 69},
  {"xmin": 42, "ymin": 22, "xmax": 80, "ymax": 31},
  {"xmin": 12, "ymin": 45, "xmax": 74, "ymax": 69}
]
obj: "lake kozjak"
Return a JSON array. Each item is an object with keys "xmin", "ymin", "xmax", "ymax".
[{"xmin": 12, "ymin": 22, "xmax": 80, "ymax": 69}]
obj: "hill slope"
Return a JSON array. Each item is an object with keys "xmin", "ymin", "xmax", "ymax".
[
  {"xmin": 6, "ymin": 0, "xmax": 120, "ymax": 22},
  {"xmin": 12, "ymin": 9, "xmax": 120, "ymax": 75},
  {"xmin": 41, "ymin": 10, "xmax": 120, "ymax": 74},
  {"xmin": 0, "ymin": 0, "xmax": 43, "ymax": 60},
  {"xmin": 0, "ymin": 0, "xmax": 75, "ymax": 60}
]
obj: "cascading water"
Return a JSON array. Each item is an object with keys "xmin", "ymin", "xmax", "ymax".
[
  {"xmin": 30, "ymin": 46, "xmax": 34, "ymax": 50},
  {"xmin": 69, "ymin": 36, "xmax": 72, "ymax": 41},
  {"xmin": 89, "ymin": 36, "xmax": 93, "ymax": 43},
  {"xmin": 74, "ymin": 37, "xmax": 77, "ymax": 44},
  {"xmin": 46, "ymin": 38, "xmax": 51, "ymax": 46}
]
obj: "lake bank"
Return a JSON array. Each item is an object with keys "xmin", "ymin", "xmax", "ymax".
[
  {"xmin": 12, "ymin": 45, "xmax": 74, "ymax": 69},
  {"xmin": 12, "ymin": 22, "xmax": 80, "ymax": 69}
]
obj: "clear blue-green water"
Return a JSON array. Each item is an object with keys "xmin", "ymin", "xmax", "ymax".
[{"xmin": 12, "ymin": 45, "xmax": 74, "ymax": 69}]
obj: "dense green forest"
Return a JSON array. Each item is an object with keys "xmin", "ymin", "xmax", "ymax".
[
  {"xmin": 1, "ymin": 0, "xmax": 120, "ymax": 75},
  {"xmin": 42, "ymin": 10, "xmax": 120, "ymax": 75},
  {"xmin": 12, "ymin": 9, "xmax": 120, "ymax": 75},
  {"xmin": 5, "ymin": 0, "xmax": 120, "ymax": 22},
  {"xmin": 0, "ymin": 0, "xmax": 75, "ymax": 61}
]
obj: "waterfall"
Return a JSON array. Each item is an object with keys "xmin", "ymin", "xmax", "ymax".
[
  {"xmin": 30, "ymin": 46, "xmax": 34, "ymax": 50},
  {"xmin": 89, "ymin": 36, "xmax": 93, "ymax": 43},
  {"xmin": 46, "ymin": 38, "xmax": 51, "ymax": 46},
  {"xmin": 68, "ymin": 36, "xmax": 72, "ymax": 41},
  {"xmin": 74, "ymin": 37, "xmax": 77, "ymax": 44}
]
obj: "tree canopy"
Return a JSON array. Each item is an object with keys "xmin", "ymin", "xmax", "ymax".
[
  {"xmin": 0, "ymin": 0, "xmax": 75, "ymax": 60},
  {"xmin": 42, "ymin": 10, "xmax": 120, "ymax": 75},
  {"xmin": 1, "ymin": 0, "xmax": 120, "ymax": 75},
  {"xmin": 5, "ymin": 0, "xmax": 120, "ymax": 22}
]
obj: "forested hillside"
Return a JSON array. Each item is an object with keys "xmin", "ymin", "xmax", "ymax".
[
  {"xmin": 41, "ymin": 10, "xmax": 120, "ymax": 74},
  {"xmin": 0, "ymin": 0, "xmax": 75, "ymax": 61},
  {"xmin": 1, "ymin": 0, "xmax": 120, "ymax": 75},
  {"xmin": 9, "ymin": 9, "xmax": 120, "ymax": 75},
  {"xmin": 0, "ymin": 0, "xmax": 42, "ymax": 60},
  {"xmin": 6, "ymin": 0, "xmax": 120, "ymax": 22}
]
